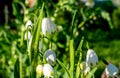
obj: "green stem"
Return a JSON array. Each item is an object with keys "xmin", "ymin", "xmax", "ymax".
[
  {"xmin": 70, "ymin": 10, "xmax": 77, "ymax": 39},
  {"xmin": 19, "ymin": 55, "xmax": 22, "ymax": 78}
]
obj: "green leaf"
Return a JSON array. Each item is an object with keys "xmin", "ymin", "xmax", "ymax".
[
  {"xmin": 69, "ymin": 39, "xmax": 74, "ymax": 78},
  {"xmin": 57, "ymin": 59, "xmax": 70, "ymax": 77},
  {"xmin": 14, "ymin": 59, "xmax": 20, "ymax": 78}
]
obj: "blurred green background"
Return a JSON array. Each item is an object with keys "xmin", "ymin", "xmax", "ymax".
[{"xmin": 0, "ymin": 0, "xmax": 120, "ymax": 78}]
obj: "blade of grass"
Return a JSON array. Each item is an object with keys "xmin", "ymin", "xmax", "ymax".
[
  {"xmin": 69, "ymin": 39, "xmax": 74, "ymax": 78},
  {"xmin": 57, "ymin": 59, "xmax": 70, "ymax": 77},
  {"xmin": 76, "ymin": 37, "xmax": 84, "ymax": 78},
  {"xmin": 14, "ymin": 59, "xmax": 20, "ymax": 78}
]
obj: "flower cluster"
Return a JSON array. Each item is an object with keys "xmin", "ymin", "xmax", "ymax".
[
  {"xmin": 36, "ymin": 49, "xmax": 56, "ymax": 77},
  {"xmin": 81, "ymin": 49, "xmax": 119, "ymax": 77},
  {"xmin": 80, "ymin": 49, "xmax": 98, "ymax": 75},
  {"xmin": 36, "ymin": 63, "xmax": 54, "ymax": 78},
  {"xmin": 36, "ymin": 17, "xmax": 57, "ymax": 77}
]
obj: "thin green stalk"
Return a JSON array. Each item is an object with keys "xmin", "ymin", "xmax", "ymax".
[
  {"xmin": 20, "ymin": 25, "xmax": 24, "ymax": 47},
  {"xmin": 70, "ymin": 10, "xmax": 77, "ymax": 39}
]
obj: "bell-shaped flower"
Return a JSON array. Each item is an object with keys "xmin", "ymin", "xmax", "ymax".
[
  {"xmin": 44, "ymin": 49, "xmax": 56, "ymax": 66},
  {"xmin": 42, "ymin": 18, "xmax": 57, "ymax": 35},
  {"xmin": 36, "ymin": 64, "xmax": 43, "ymax": 76},
  {"xmin": 25, "ymin": 20, "xmax": 33, "ymax": 30},
  {"xmin": 105, "ymin": 63, "xmax": 118, "ymax": 77},
  {"xmin": 86, "ymin": 49, "xmax": 98, "ymax": 66},
  {"xmin": 43, "ymin": 63, "xmax": 54, "ymax": 78},
  {"xmin": 24, "ymin": 20, "xmax": 33, "ymax": 40}
]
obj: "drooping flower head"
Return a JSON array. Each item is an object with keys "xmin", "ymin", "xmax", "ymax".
[
  {"xmin": 44, "ymin": 49, "xmax": 56, "ymax": 66},
  {"xmin": 42, "ymin": 18, "xmax": 57, "ymax": 35},
  {"xmin": 105, "ymin": 63, "xmax": 119, "ymax": 77},
  {"xmin": 24, "ymin": 20, "xmax": 33, "ymax": 40},
  {"xmin": 25, "ymin": 20, "xmax": 33, "ymax": 30},
  {"xmin": 86, "ymin": 49, "xmax": 98, "ymax": 66},
  {"xmin": 43, "ymin": 63, "xmax": 54, "ymax": 78}
]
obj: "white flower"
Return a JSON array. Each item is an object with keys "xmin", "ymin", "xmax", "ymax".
[
  {"xmin": 80, "ymin": 62, "xmax": 90, "ymax": 75},
  {"xmin": 44, "ymin": 49, "xmax": 56, "ymax": 66},
  {"xmin": 24, "ymin": 20, "xmax": 33, "ymax": 40},
  {"xmin": 24, "ymin": 31, "xmax": 32, "ymax": 40},
  {"xmin": 86, "ymin": 49, "xmax": 98, "ymax": 66},
  {"xmin": 43, "ymin": 63, "xmax": 54, "ymax": 78},
  {"xmin": 25, "ymin": 20, "xmax": 33, "ymax": 30},
  {"xmin": 36, "ymin": 64, "xmax": 43, "ymax": 76},
  {"xmin": 105, "ymin": 63, "xmax": 118, "ymax": 77},
  {"xmin": 42, "ymin": 18, "xmax": 57, "ymax": 35}
]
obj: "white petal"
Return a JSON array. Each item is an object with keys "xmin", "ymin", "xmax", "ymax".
[
  {"xmin": 24, "ymin": 31, "xmax": 32, "ymax": 40},
  {"xmin": 42, "ymin": 18, "xmax": 47, "ymax": 35}
]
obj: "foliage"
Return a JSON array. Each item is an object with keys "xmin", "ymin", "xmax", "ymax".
[{"xmin": 0, "ymin": 0, "xmax": 120, "ymax": 78}]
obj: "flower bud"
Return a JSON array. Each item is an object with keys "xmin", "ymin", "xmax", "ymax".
[{"xmin": 44, "ymin": 49, "xmax": 56, "ymax": 66}]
